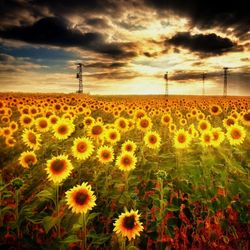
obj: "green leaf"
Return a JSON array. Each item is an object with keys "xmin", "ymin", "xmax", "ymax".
[
  {"xmin": 37, "ymin": 188, "xmax": 56, "ymax": 206},
  {"xmin": 87, "ymin": 212, "xmax": 100, "ymax": 223},
  {"xmin": 60, "ymin": 235, "xmax": 81, "ymax": 244},
  {"xmin": 166, "ymin": 206, "xmax": 179, "ymax": 212},
  {"xmin": 126, "ymin": 246, "xmax": 139, "ymax": 250},
  {"xmin": 88, "ymin": 233, "xmax": 110, "ymax": 244},
  {"xmin": 42, "ymin": 215, "xmax": 59, "ymax": 233}
]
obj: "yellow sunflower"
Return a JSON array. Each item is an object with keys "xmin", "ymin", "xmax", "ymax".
[
  {"xmin": 136, "ymin": 116, "xmax": 152, "ymax": 132},
  {"xmin": 174, "ymin": 129, "xmax": 191, "ymax": 149},
  {"xmin": 223, "ymin": 116, "xmax": 237, "ymax": 129},
  {"xmin": 88, "ymin": 122, "xmax": 105, "ymax": 140},
  {"xmin": 5, "ymin": 136, "xmax": 16, "ymax": 147},
  {"xmin": 209, "ymin": 104, "xmax": 222, "ymax": 116},
  {"xmin": 35, "ymin": 117, "xmax": 50, "ymax": 132},
  {"xmin": 1, "ymin": 127, "xmax": 12, "ymax": 138},
  {"xmin": 161, "ymin": 113, "xmax": 172, "ymax": 126},
  {"xmin": 113, "ymin": 209, "xmax": 143, "ymax": 241},
  {"xmin": 22, "ymin": 129, "xmax": 41, "ymax": 151},
  {"xmin": 200, "ymin": 131, "xmax": 213, "ymax": 147},
  {"xmin": 121, "ymin": 140, "xmax": 137, "ymax": 154},
  {"xmin": 240, "ymin": 111, "xmax": 250, "ymax": 126},
  {"xmin": 19, "ymin": 151, "xmax": 37, "ymax": 169},
  {"xmin": 46, "ymin": 155, "xmax": 73, "ymax": 184},
  {"xmin": 105, "ymin": 128, "xmax": 121, "ymax": 144},
  {"xmin": 116, "ymin": 153, "xmax": 137, "ymax": 172},
  {"xmin": 83, "ymin": 116, "xmax": 95, "ymax": 127},
  {"xmin": 72, "ymin": 137, "xmax": 94, "ymax": 161},
  {"xmin": 53, "ymin": 118, "xmax": 75, "ymax": 140},
  {"xmin": 97, "ymin": 145, "xmax": 114, "ymax": 164},
  {"xmin": 211, "ymin": 127, "xmax": 225, "ymax": 147},
  {"xmin": 9, "ymin": 121, "xmax": 18, "ymax": 132},
  {"xmin": 144, "ymin": 131, "xmax": 161, "ymax": 149},
  {"xmin": 115, "ymin": 117, "xmax": 129, "ymax": 132},
  {"xmin": 226, "ymin": 124, "xmax": 246, "ymax": 146},
  {"xmin": 48, "ymin": 115, "xmax": 59, "ymax": 127},
  {"xmin": 19, "ymin": 114, "xmax": 34, "ymax": 128},
  {"xmin": 197, "ymin": 119, "xmax": 211, "ymax": 133},
  {"xmin": 65, "ymin": 182, "xmax": 96, "ymax": 214}
]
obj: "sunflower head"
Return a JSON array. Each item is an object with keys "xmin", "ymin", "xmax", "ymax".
[
  {"xmin": 226, "ymin": 124, "xmax": 246, "ymax": 146},
  {"xmin": 116, "ymin": 152, "xmax": 137, "ymax": 172},
  {"xmin": 113, "ymin": 209, "xmax": 143, "ymax": 241},
  {"xmin": 22, "ymin": 129, "xmax": 41, "ymax": 151},
  {"xmin": 121, "ymin": 140, "xmax": 137, "ymax": 153},
  {"xmin": 144, "ymin": 131, "xmax": 161, "ymax": 149},
  {"xmin": 97, "ymin": 145, "xmax": 114, "ymax": 164},
  {"xmin": 19, "ymin": 151, "xmax": 37, "ymax": 168},
  {"xmin": 66, "ymin": 182, "xmax": 96, "ymax": 214},
  {"xmin": 72, "ymin": 137, "xmax": 94, "ymax": 161},
  {"xmin": 174, "ymin": 129, "xmax": 191, "ymax": 149},
  {"xmin": 105, "ymin": 128, "xmax": 121, "ymax": 144},
  {"xmin": 53, "ymin": 118, "xmax": 75, "ymax": 140},
  {"xmin": 136, "ymin": 117, "xmax": 152, "ymax": 132}
]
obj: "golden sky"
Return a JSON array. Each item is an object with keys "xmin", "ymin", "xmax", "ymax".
[{"xmin": 0, "ymin": 0, "xmax": 249, "ymax": 95}]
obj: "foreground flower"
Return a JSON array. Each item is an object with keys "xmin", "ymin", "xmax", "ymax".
[
  {"xmin": 66, "ymin": 182, "xmax": 96, "ymax": 214},
  {"xmin": 113, "ymin": 209, "xmax": 143, "ymax": 241},
  {"xmin": 46, "ymin": 155, "xmax": 73, "ymax": 184},
  {"xmin": 121, "ymin": 140, "xmax": 137, "ymax": 154},
  {"xmin": 19, "ymin": 151, "xmax": 37, "ymax": 168},
  {"xmin": 144, "ymin": 131, "xmax": 161, "ymax": 149},
  {"xmin": 211, "ymin": 127, "xmax": 225, "ymax": 147},
  {"xmin": 116, "ymin": 153, "xmax": 137, "ymax": 171},
  {"xmin": 226, "ymin": 124, "xmax": 246, "ymax": 146},
  {"xmin": 53, "ymin": 118, "xmax": 75, "ymax": 140},
  {"xmin": 22, "ymin": 129, "xmax": 41, "ymax": 151},
  {"xmin": 174, "ymin": 129, "xmax": 191, "ymax": 149},
  {"xmin": 97, "ymin": 145, "xmax": 114, "ymax": 164},
  {"xmin": 72, "ymin": 137, "xmax": 94, "ymax": 161}
]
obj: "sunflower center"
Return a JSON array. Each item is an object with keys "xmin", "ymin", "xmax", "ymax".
[
  {"xmin": 51, "ymin": 159, "xmax": 66, "ymax": 174},
  {"xmin": 200, "ymin": 123, "xmax": 207, "ymax": 130},
  {"xmin": 213, "ymin": 132, "xmax": 219, "ymax": 140},
  {"xmin": 51, "ymin": 117, "xmax": 57, "ymax": 124},
  {"xmin": 102, "ymin": 151, "xmax": 110, "ymax": 159},
  {"xmin": 149, "ymin": 135, "xmax": 157, "ymax": 144},
  {"xmin": 231, "ymin": 129, "xmax": 241, "ymax": 139},
  {"xmin": 77, "ymin": 142, "xmax": 87, "ymax": 153},
  {"xmin": 123, "ymin": 215, "xmax": 135, "ymax": 229},
  {"xmin": 24, "ymin": 117, "xmax": 32, "ymax": 124},
  {"xmin": 4, "ymin": 129, "xmax": 10, "ymax": 135},
  {"xmin": 204, "ymin": 135, "xmax": 211, "ymax": 143},
  {"xmin": 24, "ymin": 155, "xmax": 35, "ymax": 164},
  {"xmin": 243, "ymin": 113, "xmax": 250, "ymax": 121},
  {"xmin": 55, "ymin": 104, "xmax": 61, "ymax": 110},
  {"xmin": 85, "ymin": 119, "xmax": 92, "ymax": 125},
  {"xmin": 178, "ymin": 134, "xmax": 186, "ymax": 143},
  {"xmin": 39, "ymin": 120, "xmax": 48, "ymax": 128},
  {"xmin": 126, "ymin": 145, "xmax": 132, "ymax": 151},
  {"xmin": 211, "ymin": 106, "xmax": 219, "ymax": 113},
  {"xmin": 110, "ymin": 132, "xmax": 117, "ymax": 139},
  {"xmin": 119, "ymin": 120, "xmax": 126, "ymax": 128},
  {"xmin": 75, "ymin": 191, "xmax": 89, "ymax": 205},
  {"xmin": 92, "ymin": 125, "xmax": 102, "ymax": 135},
  {"xmin": 58, "ymin": 125, "xmax": 68, "ymax": 135},
  {"xmin": 28, "ymin": 132, "xmax": 36, "ymax": 144},
  {"xmin": 122, "ymin": 156, "xmax": 132, "ymax": 166},
  {"xmin": 140, "ymin": 119, "xmax": 149, "ymax": 128},
  {"xmin": 164, "ymin": 116, "xmax": 170, "ymax": 122},
  {"xmin": 226, "ymin": 119, "xmax": 234, "ymax": 126},
  {"xmin": 137, "ymin": 112, "xmax": 144, "ymax": 119}
]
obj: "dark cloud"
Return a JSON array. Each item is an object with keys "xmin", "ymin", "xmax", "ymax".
[
  {"xmin": 85, "ymin": 18, "xmax": 110, "ymax": 29},
  {"xmin": 144, "ymin": 0, "xmax": 250, "ymax": 38},
  {"xmin": 0, "ymin": 17, "xmax": 137, "ymax": 59},
  {"xmin": 85, "ymin": 62, "xmax": 127, "ymax": 69},
  {"xmin": 168, "ymin": 32, "xmax": 236, "ymax": 55}
]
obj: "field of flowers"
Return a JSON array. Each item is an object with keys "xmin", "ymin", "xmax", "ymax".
[{"xmin": 0, "ymin": 93, "xmax": 249, "ymax": 250}]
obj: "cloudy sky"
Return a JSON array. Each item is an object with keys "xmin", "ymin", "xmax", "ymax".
[{"xmin": 0, "ymin": 0, "xmax": 249, "ymax": 95}]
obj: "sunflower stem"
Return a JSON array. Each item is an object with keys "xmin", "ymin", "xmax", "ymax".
[
  {"xmin": 82, "ymin": 213, "xmax": 87, "ymax": 250},
  {"xmin": 121, "ymin": 237, "xmax": 126, "ymax": 250},
  {"xmin": 15, "ymin": 189, "xmax": 21, "ymax": 241},
  {"xmin": 56, "ymin": 184, "xmax": 61, "ymax": 239}
]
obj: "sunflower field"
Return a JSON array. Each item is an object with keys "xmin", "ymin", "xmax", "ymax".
[{"xmin": 0, "ymin": 93, "xmax": 249, "ymax": 250}]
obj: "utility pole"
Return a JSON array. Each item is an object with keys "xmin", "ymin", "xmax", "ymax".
[
  {"xmin": 76, "ymin": 63, "xmax": 83, "ymax": 93},
  {"xmin": 202, "ymin": 72, "xmax": 206, "ymax": 96},
  {"xmin": 223, "ymin": 67, "xmax": 228, "ymax": 97},
  {"xmin": 164, "ymin": 71, "xmax": 168, "ymax": 96}
]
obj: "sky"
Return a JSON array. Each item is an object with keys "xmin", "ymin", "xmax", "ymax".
[{"xmin": 0, "ymin": 0, "xmax": 250, "ymax": 95}]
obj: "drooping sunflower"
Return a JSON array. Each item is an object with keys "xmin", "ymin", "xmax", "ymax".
[
  {"xmin": 19, "ymin": 114, "xmax": 34, "ymax": 128},
  {"xmin": 88, "ymin": 122, "xmax": 105, "ymax": 140},
  {"xmin": 144, "ymin": 131, "xmax": 161, "ymax": 149},
  {"xmin": 19, "ymin": 151, "xmax": 37, "ymax": 168},
  {"xmin": 211, "ymin": 127, "xmax": 225, "ymax": 147},
  {"xmin": 35, "ymin": 117, "xmax": 50, "ymax": 133},
  {"xmin": 53, "ymin": 118, "xmax": 75, "ymax": 140},
  {"xmin": 136, "ymin": 116, "xmax": 152, "ymax": 132},
  {"xmin": 97, "ymin": 145, "xmax": 114, "ymax": 164},
  {"xmin": 226, "ymin": 124, "xmax": 246, "ymax": 146},
  {"xmin": 46, "ymin": 155, "xmax": 73, "ymax": 184},
  {"xmin": 174, "ymin": 129, "xmax": 191, "ymax": 149},
  {"xmin": 5, "ymin": 136, "xmax": 16, "ymax": 147},
  {"xmin": 121, "ymin": 140, "xmax": 137, "ymax": 154},
  {"xmin": 72, "ymin": 137, "xmax": 94, "ymax": 161},
  {"xmin": 116, "ymin": 152, "xmax": 137, "ymax": 172},
  {"xmin": 105, "ymin": 128, "xmax": 121, "ymax": 144},
  {"xmin": 65, "ymin": 182, "xmax": 96, "ymax": 214},
  {"xmin": 22, "ymin": 129, "xmax": 41, "ymax": 150},
  {"xmin": 113, "ymin": 209, "xmax": 143, "ymax": 241}
]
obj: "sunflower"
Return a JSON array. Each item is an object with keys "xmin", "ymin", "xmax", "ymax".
[
  {"xmin": 49, "ymin": 115, "xmax": 59, "ymax": 126},
  {"xmin": 223, "ymin": 116, "xmax": 237, "ymax": 129},
  {"xmin": 240, "ymin": 111, "xmax": 250, "ymax": 126},
  {"xmin": 97, "ymin": 145, "xmax": 114, "ymax": 164},
  {"xmin": 211, "ymin": 127, "xmax": 225, "ymax": 147},
  {"xmin": 136, "ymin": 116, "xmax": 152, "ymax": 132},
  {"xmin": 83, "ymin": 116, "xmax": 95, "ymax": 127},
  {"xmin": 35, "ymin": 117, "xmax": 50, "ymax": 132},
  {"xmin": 1, "ymin": 115, "xmax": 10, "ymax": 124},
  {"xmin": 2, "ymin": 127, "xmax": 12, "ymax": 137},
  {"xmin": 116, "ymin": 152, "xmax": 137, "ymax": 172},
  {"xmin": 105, "ymin": 128, "xmax": 121, "ymax": 144},
  {"xmin": 144, "ymin": 131, "xmax": 161, "ymax": 149},
  {"xmin": 197, "ymin": 119, "xmax": 211, "ymax": 133},
  {"xmin": 174, "ymin": 129, "xmax": 191, "ymax": 149},
  {"xmin": 113, "ymin": 209, "xmax": 143, "ymax": 241},
  {"xmin": 5, "ymin": 136, "xmax": 16, "ymax": 147},
  {"xmin": 46, "ymin": 155, "xmax": 73, "ymax": 184},
  {"xmin": 22, "ymin": 129, "xmax": 41, "ymax": 150},
  {"xmin": 88, "ymin": 122, "xmax": 105, "ymax": 140},
  {"xmin": 121, "ymin": 140, "xmax": 137, "ymax": 154},
  {"xmin": 115, "ymin": 118, "xmax": 129, "ymax": 132},
  {"xmin": 72, "ymin": 137, "xmax": 94, "ymax": 161},
  {"xmin": 209, "ymin": 104, "xmax": 222, "ymax": 116},
  {"xmin": 9, "ymin": 121, "xmax": 18, "ymax": 132},
  {"xmin": 19, "ymin": 114, "xmax": 34, "ymax": 128},
  {"xmin": 188, "ymin": 124, "xmax": 199, "ymax": 138},
  {"xmin": 19, "ymin": 151, "xmax": 37, "ymax": 168},
  {"xmin": 161, "ymin": 113, "xmax": 172, "ymax": 126},
  {"xmin": 169, "ymin": 123, "xmax": 176, "ymax": 133},
  {"xmin": 226, "ymin": 124, "xmax": 246, "ymax": 146},
  {"xmin": 65, "ymin": 182, "xmax": 96, "ymax": 214},
  {"xmin": 200, "ymin": 131, "xmax": 213, "ymax": 147},
  {"xmin": 53, "ymin": 118, "xmax": 75, "ymax": 140}
]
